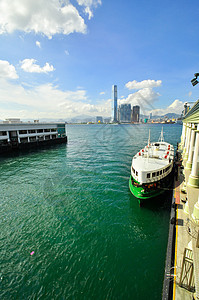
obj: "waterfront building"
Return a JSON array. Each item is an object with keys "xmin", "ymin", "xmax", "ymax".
[
  {"xmin": 103, "ymin": 117, "xmax": 111, "ymax": 123},
  {"xmin": 132, "ymin": 105, "xmax": 140, "ymax": 123},
  {"xmin": 118, "ymin": 104, "xmax": 131, "ymax": 123},
  {"xmin": 112, "ymin": 85, "xmax": 118, "ymax": 122},
  {"xmin": 0, "ymin": 120, "xmax": 67, "ymax": 153},
  {"xmin": 169, "ymin": 99, "xmax": 199, "ymax": 299},
  {"xmin": 96, "ymin": 116, "xmax": 103, "ymax": 123}
]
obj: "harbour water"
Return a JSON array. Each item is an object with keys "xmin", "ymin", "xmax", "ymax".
[{"xmin": 0, "ymin": 124, "xmax": 182, "ymax": 299}]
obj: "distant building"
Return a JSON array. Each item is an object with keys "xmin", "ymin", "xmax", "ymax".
[
  {"xmin": 96, "ymin": 116, "xmax": 103, "ymax": 123},
  {"xmin": 104, "ymin": 117, "xmax": 111, "ymax": 123},
  {"xmin": 112, "ymin": 85, "xmax": 118, "ymax": 122},
  {"xmin": 132, "ymin": 106, "xmax": 140, "ymax": 123},
  {"xmin": 118, "ymin": 104, "xmax": 131, "ymax": 122},
  {"xmin": 3, "ymin": 118, "xmax": 22, "ymax": 124},
  {"xmin": 149, "ymin": 113, "xmax": 152, "ymax": 120},
  {"xmin": 183, "ymin": 103, "xmax": 190, "ymax": 116}
]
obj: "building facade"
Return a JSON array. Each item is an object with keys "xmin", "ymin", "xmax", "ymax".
[
  {"xmin": 132, "ymin": 105, "xmax": 140, "ymax": 123},
  {"xmin": 96, "ymin": 116, "xmax": 103, "ymax": 123},
  {"xmin": 112, "ymin": 85, "xmax": 118, "ymax": 122},
  {"xmin": 118, "ymin": 104, "xmax": 131, "ymax": 123}
]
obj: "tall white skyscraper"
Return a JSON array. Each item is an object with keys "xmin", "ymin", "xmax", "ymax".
[{"xmin": 112, "ymin": 85, "xmax": 117, "ymax": 122}]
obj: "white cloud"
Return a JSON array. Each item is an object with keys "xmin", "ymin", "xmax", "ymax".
[
  {"xmin": 36, "ymin": 41, "xmax": 41, "ymax": 48},
  {"xmin": 77, "ymin": 0, "xmax": 102, "ymax": 6},
  {"xmin": 0, "ymin": 79, "xmax": 112, "ymax": 119},
  {"xmin": 0, "ymin": 60, "xmax": 18, "ymax": 79},
  {"xmin": 77, "ymin": 0, "xmax": 101, "ymax": 19},
  {"xmin": 0, "ymin": 0, "xmax": 87, "ymax": 39},
  {"xmin": 20, "ymin": 59, "xmax": 55, "ymax": 73},
  {"xmin": 65, "ymin": 50, "xmax": 69, "ymax": 55},
  {"xmin": 84, "ymin": 7, "xmax": 93, "ymax": 19},
  {"xmin": 149, "ymin": 99, "xmax": 184, "ymax": 116},
  {"xmin": 126, "ymin": 79, "xmax": 162, "ymax": 90},
  {"xmin": 100, "ymin": 91, "xmax": 105, "ymax": 95},
  {"xmin": 119, "ymin": 87, "xmax": 160, "ymax": 115}
]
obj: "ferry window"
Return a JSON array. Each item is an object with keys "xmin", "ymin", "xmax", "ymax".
[
  {"xmin": 132, "ymin": 167, "xmax": 135, "ymax": 173},
  {"xmin": 157, "ymin": 171, "xmax": 159, "ymax": 176},
  {"xmin": 160, "ymin": 170, "xmax": 162, "ymax": 175},
  {"xmin": 136, "ymin": 171, "xmax": 138, "ymax": 176},
  {"xmin": 163, "ymin": 169, "xmax": 165, "ymax": 173},
  {"xmin": 147, "ymin": 173, "xmax": 150, "ymax": 178},
  {"xmin": 152, "ymin": 172, "xmax": 156, "ymax": 177}
]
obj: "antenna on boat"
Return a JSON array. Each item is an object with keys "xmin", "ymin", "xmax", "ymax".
[
  {"xmin": 148, "ymin": 129, "xmax": 150, "ymax": 145},
  {"xmin": 159, "ymin": 127, "xmax": 164, "ymax": 142},
  {"xmin": 147, "ymin": 129, "xmax": 150, "ymax": 161}
]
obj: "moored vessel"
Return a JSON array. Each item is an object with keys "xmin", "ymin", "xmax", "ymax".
[{"xmin": 129, "ymin": 128, "xmax": 174, "ymax": 204}]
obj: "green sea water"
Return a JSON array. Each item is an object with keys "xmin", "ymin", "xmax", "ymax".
[{"xmin": 0, "ymin": 124, "xmax": 182, "ymax": 299}]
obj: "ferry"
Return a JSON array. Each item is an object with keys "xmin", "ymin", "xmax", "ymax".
[{"xmin": 129, "ymin": 128, "xmax": 174, "ymax": 204}]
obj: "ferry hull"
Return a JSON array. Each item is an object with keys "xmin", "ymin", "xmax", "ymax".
[{"xmin": 129, "ymin": 170, "xmax": 174, "ymax": 204}]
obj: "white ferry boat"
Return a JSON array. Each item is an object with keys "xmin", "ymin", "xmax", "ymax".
[{"xmin": 129, "ymin": 128, "xmax": 174, "ymax": 203}]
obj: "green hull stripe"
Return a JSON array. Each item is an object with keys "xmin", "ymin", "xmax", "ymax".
[{"xmin": 129, "ymin": 172, "xmax": 173, "ymax": 201}]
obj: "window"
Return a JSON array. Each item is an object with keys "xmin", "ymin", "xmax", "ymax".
[
  {"xmin": 152, "ymin": 172, "xmax": 156, "ymax": 177},
  {"xmin": 136, "ymin": 171, "xmax": 138, "ymax": 176},
  {"xmin": 132, "ymin": 167, "xmax": 135, "ymax": 173},
  {"xmin": 28, "ymin": 130, "xmax": 36, "ymax": 133},
  {"xmin": 157, "ymin": 171, "xmax": 159, "ymax": 176},
  {"xmin": 160, "ymin": 170, "xmax": 162, "ymax": 175},
  {"xmin": 0, "ymin": 131, "xmax": 7, "ymax": 136},
  {"xmin": 19, "ymin": 130, "xmax": 27, "ymax": 134},
  {"xmin": 147, "ymin": 173, "xmax": 150, "ymax": 178}
]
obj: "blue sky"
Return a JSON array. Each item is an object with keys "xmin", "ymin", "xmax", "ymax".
[{"xmin": 0, "ymin": 0, "xmax": 199, "ymax": 120}]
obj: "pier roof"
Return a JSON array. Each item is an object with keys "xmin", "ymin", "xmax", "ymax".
[{"xmin": 183, "ymin": 99, "xmax": 199, "ymax": 123}]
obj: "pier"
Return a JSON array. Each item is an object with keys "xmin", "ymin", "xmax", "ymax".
[
  {"xmin": 163, "ymin": 100, "xmax": 199, "ymax": 299},
  {"xmin": 0, "ymin": 120, "xmax": 67, "ymax": 153}
]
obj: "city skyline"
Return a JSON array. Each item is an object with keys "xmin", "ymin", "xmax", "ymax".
[{"xmin": 0, "ymin": 0, "xmax": 199, "ymax": 120}]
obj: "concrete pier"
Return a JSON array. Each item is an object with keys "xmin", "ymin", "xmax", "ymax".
[{"xmin": 163, "ymin": 99, "xmax": 199, "ymax": 300}]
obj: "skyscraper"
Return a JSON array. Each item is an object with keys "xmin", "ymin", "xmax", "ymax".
[
  {"xmin": 132, "ymin": 105, "xmax": 140, "ymax": 123},
  {"xmin": 112, "ymin": 85, "xmax": 117, "ymax": 122},
  {"xmin": 118, "ymin": 104, "xmax": 131, "ymax": 122}
]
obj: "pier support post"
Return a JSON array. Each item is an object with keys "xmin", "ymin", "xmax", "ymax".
[
  {"xmin": 188, "ymin": 124, "xmax": 199, "ymax": 188},
  {"xmin": 192, "ymin": 195, "xmax": 199, "ymax": 225},
  {"xmin": 185, "ymin": 124, "xmax": 196, "ymax": 170},
  {"xmin": 183, "ymin": 123, "xmax": 188, "ymax": 154},
  {"xmin": 180, "ymin": 123, "xmax": 187, "ymax": 150},
  {"xmin": 183, "ymin": 123, "xmax": 192, "ymax": 163}
]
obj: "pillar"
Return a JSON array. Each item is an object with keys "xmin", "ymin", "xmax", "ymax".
[
  {"xmin": 183, "ymin": 123, "xmax": 192, "ymax": 163},
  {"xmin": 188, "ymin": 124, "xmax": 199, "ymax": 188},
  {"xmin": 180, "ymin": 123, "xmax": 186, "ymax": 150},
  {"xmin": 185, "ymin": 124, "xmax": 196, "ymax": 170},
  {"xmin": 192, "ymin": 195, "xmax": 199, "ymax": 225}
]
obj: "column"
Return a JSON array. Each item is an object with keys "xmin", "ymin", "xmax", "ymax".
[
  {"xmin": 17, "ymin": 130, "xmax": 20, "ymax": 143},
  {"xmin": 7, "ymin": 131, "xmax": 10, "ymax": 142},
  {"xmin": 188, "ymin": 124, "xmax": 199, "ymax": 188},
  {"xmin": 192, "ymin": 194, "xmax": 199, "ymax": 225},
  {"xmin": 180, "ymin": 123, "xmax": 186, "ymax": 150},
  {"xmin": 182, "ymin": 123, "xmax": 188, "ymax": 154},
  {"xmin": 183, "ymin": 123, "xmax": 192, "ymax": 162},
  {"xmin": 185, "ymin": 124, "xmax": 196, "ymax": 170}
]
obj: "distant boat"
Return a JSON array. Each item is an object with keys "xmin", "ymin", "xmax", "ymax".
[{"xmin": 129, "ymin": 128, "xmax": 174, "ymax": 204}]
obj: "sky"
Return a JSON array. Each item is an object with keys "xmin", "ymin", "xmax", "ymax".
[{"xmin": 0, "ymin": 0, "xmax": 199, "ymax": 120}]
